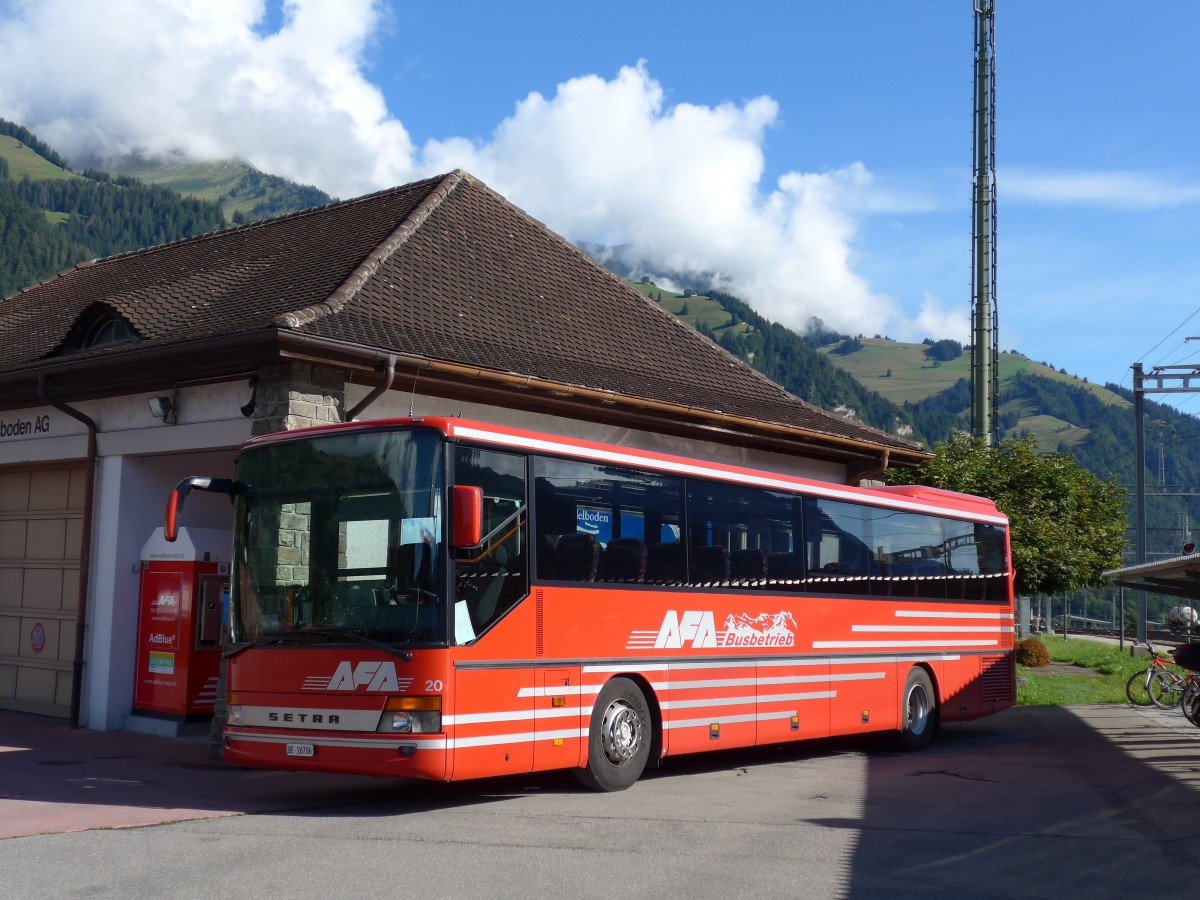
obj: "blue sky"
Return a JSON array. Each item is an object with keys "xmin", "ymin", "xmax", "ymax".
[{"xmin": 2, "ymin": 1, "xmax": 1199, "ymax": 410}]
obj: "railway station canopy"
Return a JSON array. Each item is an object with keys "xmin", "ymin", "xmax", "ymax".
[{"xmin": 1105, "ymin": 554, "xmax": 1200, "ymax": 603}]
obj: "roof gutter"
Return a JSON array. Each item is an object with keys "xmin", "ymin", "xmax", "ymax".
[
  {"xmin": 36, "ymin": 372, "xmax": 97, "ymax": 730},
  {"xmin": 4, "ymin": 327, "xmax": 926, "ymax": 463},
  {"xmin": 0, "ymin": 330, "xmax": 279, "ymax": 398},
  {"xmin": 273, "ymin": 332, "xmax": 929, "ymax": 464}
]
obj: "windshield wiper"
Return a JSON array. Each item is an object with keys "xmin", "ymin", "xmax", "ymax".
[
  {"xmin": 287, "ymin": 625, "xmax": 413, "ymax": 661},
  {"xmin": 224, "ymin": 627, "xmax": 412, "ymax": 661}
]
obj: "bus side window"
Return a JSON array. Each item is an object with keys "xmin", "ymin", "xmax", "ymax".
[
  {"xmin": 803, "ymin": 497, "xmax": 877, "ymax": 595},
  {"xmin": 686, "ymin": 481, "xmax": 799, "ymax": 590},
  {"xmin": 532, "ymin": 457, "xmax": 683, "ymax": 586}
]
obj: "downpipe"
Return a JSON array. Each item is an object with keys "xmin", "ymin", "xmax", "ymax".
[{"xmin": 36, "ymin": 373, "xmax": 97, "ymax": 729}]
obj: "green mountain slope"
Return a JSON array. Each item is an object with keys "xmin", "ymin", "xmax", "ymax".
[
  {"xmin": 628, "ymin": 280, "xmax": 918, "ymax": 440},
  {"xmin": 816, "ymin": 335, "xmax": 1126, "ymax": 413},
  {"xmin": 108, "ymin": 156, "xmax": 334, "ymax": 223},
  {"xmin": 0, "ymin": 120, "xmax": 332, "ymax": 297}
]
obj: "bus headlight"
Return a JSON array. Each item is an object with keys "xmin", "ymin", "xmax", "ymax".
[
  {"xmin": 378, "ymin": 696, "xmax": 442, "ymax": 733},
  {"xmin": 226, "ymin": 705, "xmax": 244, "ymax": 727},
  {"xmin": 379, "ymin": 710, "xmax": 441, "ymax": 733}
]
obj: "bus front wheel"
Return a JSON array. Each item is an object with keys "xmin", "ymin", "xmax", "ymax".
[
  {"xmin": 897, "ymin": 667, "xmax": 938, "ymax": 751},
  {"xmin": 574, "ymin": 677, "xmax": 652, "ymax": 791}
]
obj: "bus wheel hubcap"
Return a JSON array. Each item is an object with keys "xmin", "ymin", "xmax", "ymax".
[
  {"xmin": 602, "ymin": 700, "xmax": 641, "ymax": 764},
  {"xmin": 909, "ymin": 687, "xmax": 929, "ymax": 735}
]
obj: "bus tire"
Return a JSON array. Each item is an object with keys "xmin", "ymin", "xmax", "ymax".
[
  {"xmin": 574, "ymin": 677, "xmax": 652, "ymax": 791},
  {"xmin": 897, "ymin": 667, "xmax": 938, "ymax": 752}
]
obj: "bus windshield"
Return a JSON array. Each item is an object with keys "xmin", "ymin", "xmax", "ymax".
[{"xmin": 231, "ymin": 429, "xmax": 446, "ymax": 646}]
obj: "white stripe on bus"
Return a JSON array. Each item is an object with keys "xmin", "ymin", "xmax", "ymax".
[
  {"xmin": 812, "ymin": 639, "xmax": 999, "ymax": 648},
  {"xmin": 851, "ymin": 625, "xmax": 1010, "ymax": 633}
]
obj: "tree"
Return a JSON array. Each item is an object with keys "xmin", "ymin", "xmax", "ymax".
[
  {"xmin": 886, "ymin": 435, "xmax": 1127, "ymax": 596},
  {"xmin": 925, "ymin": 339, "xmax": 963, "ymax": 362}
]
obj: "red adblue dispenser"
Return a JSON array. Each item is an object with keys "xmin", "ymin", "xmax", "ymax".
[{"xmin": 132, "ymin": 527, "xmax": 231, "ymax": 720}]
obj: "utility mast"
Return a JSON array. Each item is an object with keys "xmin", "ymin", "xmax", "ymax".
[{"xmin": 971, "ymin": 0, "xmax": 999, "ymax": 444}]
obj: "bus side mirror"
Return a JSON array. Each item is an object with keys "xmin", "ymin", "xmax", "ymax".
[
  {"xmin": 452, "ymin": 485, "xmax": 483, "ymax": 548},
  {"xmin": 165, "ymin": 476, "xmax": 236, "ymax": 541}
]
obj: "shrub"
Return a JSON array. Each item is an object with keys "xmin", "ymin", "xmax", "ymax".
[{"xmin": 1015, "ymin": 638, "xmax": 1051, "ymax": 668}]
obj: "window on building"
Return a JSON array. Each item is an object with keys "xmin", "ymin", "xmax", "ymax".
[{"xmin": 53, "ymin": 303, "xmax": 141, "ymax": 355}]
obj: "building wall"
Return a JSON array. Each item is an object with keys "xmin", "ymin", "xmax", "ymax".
[
  {"xmin": 0, "ymin": 381, "xmax": 254, "ymax": 728},
  {"xmin": 349, "ymin": 384, "xmax": 849, "ymax": 484}
]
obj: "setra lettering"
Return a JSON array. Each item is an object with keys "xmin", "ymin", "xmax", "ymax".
[{"xmin": 267, "ymin": 712, "xmax": 341, "ymax": 724}]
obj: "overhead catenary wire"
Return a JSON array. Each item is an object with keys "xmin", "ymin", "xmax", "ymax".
[{"xmin": 1119, "ymin": 304, "xmax": 1200, "ymax": 393}]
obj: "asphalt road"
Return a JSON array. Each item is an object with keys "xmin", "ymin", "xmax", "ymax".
[{"xmin": 2, "ymin": 704, "xmax": 1199, "ymax": 899}]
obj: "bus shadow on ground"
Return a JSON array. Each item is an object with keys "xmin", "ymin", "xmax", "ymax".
[{"xmin": 818, "ymin": 705, "xmax": 1200, "ymax": 897}]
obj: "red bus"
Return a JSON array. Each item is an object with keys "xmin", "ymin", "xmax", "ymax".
[{"xmin": 166, "ymin": 416, "xmax": 1014, "ymax": 791}]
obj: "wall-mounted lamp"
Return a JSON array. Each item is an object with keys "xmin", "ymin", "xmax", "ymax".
[
  {"xmin": 240, "ymin": 376, "xmax": 259, "ymax": 418},
  {"xmin": 148, "ymin": 395, "xmax": 176, "ymax": 425}
]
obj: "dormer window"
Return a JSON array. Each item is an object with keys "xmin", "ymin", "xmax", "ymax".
[
  {"xmin": 85, "ymin": 317, "xmax": 135, "ymax": 348},
  {"xmin": 49, "ymin": 304, "xmax": 142, "ymax": 357}
]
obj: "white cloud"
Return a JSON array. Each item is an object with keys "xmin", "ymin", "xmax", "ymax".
[
  {"xmin": 1005, "ymin": 167, "xmax": 1200, "ymax": 210},
  {"xmin": 902, "ymin": 294, "xmax": 972, "ymax": 345},
  {"xmin": 425, "ymin": 63, "xmax": 903, "ymax": 336},
  {"xmin": 0, "ymin": 0, "xmax": 417, "ymax": 196},
  {"xmin": 0, "ymin": 0, "xmax": 950, "ymax": 342}
]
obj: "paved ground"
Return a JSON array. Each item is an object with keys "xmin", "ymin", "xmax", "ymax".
[
  {"xmin": 0, "ymin": 712, "xmax": 395, "ymax": 839},
  {"xmin": 1, "ymin": 704, "xmax": 1199, "ymax": 898}
]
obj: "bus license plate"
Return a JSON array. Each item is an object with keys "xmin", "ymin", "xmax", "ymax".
[{"xmin": 286, "ymin": 743, "xmax": 315, "ymax": 758}]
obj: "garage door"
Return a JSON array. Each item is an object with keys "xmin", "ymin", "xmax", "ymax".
[{"xmin": 0, "ymin": 465, "xmax": 86, "ymax": 718}]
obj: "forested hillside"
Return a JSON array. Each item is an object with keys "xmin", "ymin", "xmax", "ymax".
[
  {"xmin": 705, "ymin": 290, "xmax": 917, "ymax": 437},
  {"xmin": 1, "ymin": 120, "xmax": 226, "ymax": 295},
  {"xmin": 0, "ymin": 158, "xmax": 94, "ymax": 295},
  {"xmin": 1, "ymin": 119, "xmax": 331, "ymax": 297},
  {"xmin": 622, "ymin": 278, "xmax": 919, "ymax": 440},
  {"xmin": 9, "ymin": 171, "xmax": 224, "ymax": 258},
  {"xmin": 110, "ymin": 155, "xmax": 334, "ymax": 223}
]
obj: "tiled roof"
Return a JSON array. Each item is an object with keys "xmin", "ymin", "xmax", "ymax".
[{"xmin": 0, "ymin": 170, "xmax": 922, "ymax": 456}]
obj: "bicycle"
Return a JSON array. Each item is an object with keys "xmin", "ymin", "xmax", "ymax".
[
  {"xmin": 1149, "ymin": 666, "xmax": 1199, "ymax": 710},
  {"xmin": 1169, "ymin": 643, "xmax": 1200, "ymax": 726},
  {"xmin": 1125, "ymin": 646, "xmax": 1184, "ymax": 707}
]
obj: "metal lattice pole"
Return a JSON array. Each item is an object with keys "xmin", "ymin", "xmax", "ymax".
[{"xmin": 970, "ymin": 0, "xmax": 999, "ymax": 445}]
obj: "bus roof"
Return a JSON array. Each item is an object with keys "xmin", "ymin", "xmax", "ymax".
[{"xmin": 242, "ymin": 416, "xmax": 1008, "ymax": 526}]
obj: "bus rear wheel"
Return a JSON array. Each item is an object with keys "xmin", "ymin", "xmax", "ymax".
[
  {"xmin": 897, "ymin": 667, "xmax": 938, "ymax": 751},
  {"xmin": 574, "ymin": 677, "xmax": 651, "ymax": 791}
]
